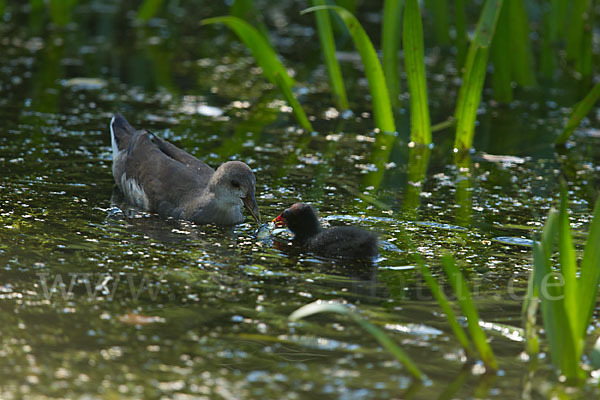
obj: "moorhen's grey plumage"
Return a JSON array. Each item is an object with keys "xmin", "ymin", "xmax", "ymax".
[
  {"xmin": 110, "ymin": 114, "xmax": 260, "ymax": 225},
  {"xmin": 273, "ymin": 203, "xmax": 378, "ymax": 259}
]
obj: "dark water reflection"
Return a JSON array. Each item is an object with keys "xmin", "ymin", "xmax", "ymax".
[{"xmin": 1, "ymin": 1, "xmax": 600, "ymax": 399}]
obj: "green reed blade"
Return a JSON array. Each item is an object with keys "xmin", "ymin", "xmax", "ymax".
[
  {"xmin": 558, "ymin": 186, "xmax": 580, "ymax": 352},
  {"xmin": 403, "ymin": 0, "xmax": 431, "ymax": 144},
  {"xmin": 454, "ymin": 0, "xmax": 503, "ymax": 150},
  {"xmin": 556, "ymin": 81, "xmax": 600, "ymax": 144},
  {"xmin": 507, "ymin": 0, "xmax": 536, "ymax": 87},
  {"xmin": 336, "ymin": 0, "xmax": 357, "ymax": 13},
  {"xmin": 532, "ymin": 207, "xmax": 582, "ymax": 379},
  {"xmin": 49, "ymin": 0, "xmax": 77, "ymax": 26},
  {"xmin": 425, "ymin": 0, "xmax": 450, "ymax": 45},
  {"xmin": 441, "ymin": 255, "xmax": 497, "ymax": 370},
  {"xmin": 290, "ymin": 300, "xmax": 425, "ymax": 381},
  {"xmin": 454, "ymin": 0, "xmax": 468, "ymax": 69},
  {"xmin": 230, "ymin": 0, "xmax": 271, "ymax": 41},
  {"xmin": 137, "ymin": 0, "xmax": 164, "ymax": 21},
  {"xmin": 531, "ymin": 213, "xmax": 564, "ymax": 368},
  {"xmin": 417, "ymin": 258, "xmax": 475, "ymax": 358},
  {"xmin": 566, "ymin": 0, "xmax": 590, "ymax": 63},
  {"xmin": 490, "ymin": 2, "xmax": 512, "ymax": 103},
  {"xmin": 202, "ymin": 16, "xmax": 295, "ymax": 88},
  {"xmin": 576, "ymin": 6, "xmax": 593, "ymax": 77},
  {"xmin": 311, "ymin": 0, "xmax": 349, "ymax": 110},
  {"xmin": 382, "ymin": 0, "xmax": 403, "ymax": 108},
  {"xmin": 201, "ymin": 17, "xmax": 313, "ymax": 130},
  {"xmin": 522, "ymin": 272, "xmax": 540, "ymax": 356},
  {"xmin": 576, "ymin": 196, "xmax": 600, "ymax": 339},
  {"xmin": 302, "ymin": 6, "xmax": 396, "ymax": 133}
]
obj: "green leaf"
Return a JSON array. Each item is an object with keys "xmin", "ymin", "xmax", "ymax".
[
  {"xmin": 302, "ymin": 6, "xmax": 396, "ymax": 133},
  {"xmin": 507, "ymin": 0, "xmax": 536, "ymax": 87},
  {"xmin": 230, "ymin": 0, "xmax": 271, "ymax": 41},
  {"xmin": 555, "ymin": 80, "xmax": 600, "ymax": 144},
  {"xmin": 557, "ymin": 186, "xmax": 580, "ymax": 355},
  {"xmin": 49, "ymin": 0, "xmax": 77, "ymax": 26},
  {"xmin": 454, "ymin": 0, "xmax": 468, "ymax": 69},
  {"xmin": 202, "ymin": 16, "xmax": 295, "ymax": 88},
  {"xmin": 137, "ymin": 0, "xmax": 165, "ymax": 21},
  {"xmin": 290, "ymin": 300, "xmax": 425, "ymax": 381},
  {"xmin": 403, "ymin": 0, "xmax": 431, "ymax": 144},
  {"xmin": 532, "ymin": 207, "xmax": 582, "ymax": 379},
  {"xmin": 311, "ymin": 0, "xmax": 349, "ymax": 110},
  {"xmin": 577, "ymin": 195, "xmax": 600, "ymax": 339},
  {"xmin": 454, "ymin": 0, "xmax": 504, "ymax": 150},
  {"xmin": 441, "ymin": 255, "xmax": 497, "ymax": 370},
  {"xmin": 202, "ymin": 17, "xmax": 312, "ymax": 130},
  {"xmin": 490, "ymin": 3, "xmax": 512, "ymax": 103},
  {"xmin": 566, "ymin": 0, "xmax": 590, "ymax": 63},
  {"xmin": 417, "ymin": 258, "xmax": 475, "ymax": 358},
  {"xmin": 425, "ymin": 0, "xmax": 450, "ymax": 45},
  {"xmin": 382, "ymin": 0, "xmax": 403, "ymax": 108}
]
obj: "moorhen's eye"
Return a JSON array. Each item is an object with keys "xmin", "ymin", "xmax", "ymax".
[{"xmin": 231, "ymin": 180, "xmax": 240, "ymax": 189}]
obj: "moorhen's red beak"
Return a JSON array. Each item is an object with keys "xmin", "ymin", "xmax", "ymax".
[
  {"xmin": 272, "ymin": 214, "xmax": 286, "ymax": 227},
  {"xmin": 243, "ymin": 188, "xmax": 261, "ymax": 224}
]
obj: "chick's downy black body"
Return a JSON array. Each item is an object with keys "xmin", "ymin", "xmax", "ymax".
[{"xmin": 274, "ymin": 203, "xmax": 378, "ymax": 259}]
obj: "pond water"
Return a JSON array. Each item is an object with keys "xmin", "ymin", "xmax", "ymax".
[{"xmin": 1, "ymin": 1, "xmax": 600, "ymax": 399}]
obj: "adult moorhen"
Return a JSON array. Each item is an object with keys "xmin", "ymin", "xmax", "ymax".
[
  {"xmin": 273, "ymin": 203, "xmax": 378, "ymax": 259},
  {"xmin": 110, "ymin": 114, "xmax": 260, "ymax": 225}
]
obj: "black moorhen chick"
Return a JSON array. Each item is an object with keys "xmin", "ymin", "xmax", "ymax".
[
  {"xmin": 110, "ymin": 114, "xmax": 260, "ymax": 225},
  {"xmin": 273, "ymin": 203, "xmax": 378, "ymax": 259}
]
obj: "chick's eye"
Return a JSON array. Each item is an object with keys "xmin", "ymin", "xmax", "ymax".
[{"xmin": 231, "ymin": 180, "xmax": 240, "ymax": 189}]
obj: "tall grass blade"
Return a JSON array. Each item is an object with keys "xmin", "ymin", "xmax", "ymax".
[
  {"xmin": 490, "ymin": 3, "xmax": 512, "ymax": 103},
  {"xmin": 454, "ymin": 0, "xmax": 468, "ymax": 69},
  {"xmin": 566, "ymin": 0, "xmax": 589, "ymax": 63},
  {"xmin": 202, "ymin": 17, "xmax": 312, "ymax": 131},
  {"xmin": 202, "ymin": 17, "xmax": 294, "ymax": 87},
  {"xmin": 522, "ymin": 272, "xmax": 540, "ymax": 356},
  {"xmin": 302, "ymin": 6, "xmax": 396, "ymax": 133},
  {"xmin": 557, "ymin": 186, "xmax": 580, "ymax": 355},
  {"xmin": 507, "ymin": 0, "xmax": 536, "ymax": 87},
  {"xmin": 531, "ymin": 205, "xmax": 582, "ymax": 379},
  {"xmin": 555, "ymin": 81, "xmax": 600, "ymax": 144},
  {"xmin": 417, "ymin": 259, "xmax": 475, "ymax": 358},
  {"xmin": 531, "ymin": 224, "xmax": 564, "ymax": 369},
  {"xmin": 311, "ymin": 0, "xmax": 349, "ymax": 110},
  {"xmin": 49, "ymin": 0, "xmax": 77, "ymax": 26},
  {"xmin": 426, "ymin": 0, "xmax": 450, "ymax": 45},
  {"xmin": 290, "ymin": 300, "xmax": 425, "ymax": 380},
  {"xmin": 454, "ymin": 0, "xmax": 503, "ymax": 150},
  {"xmin": 382, "ymin": 0, "xmax": 403, "ymax": 108},
  {"xmin": 336, "ymin": 0, "xmax": 357, "ymax": 13},
  {"xmin": 441, "ymin": 255, "xmax": 497, "ymax": 370},
  {"xmin": 137, "ymin": 0, "xmax": 164, "ymax": 21},
  {"xmin": 403, "ymin": 0, "xmax": 431, "ymax": 144},
  {"xmin": 540, "ymin": 0, "xmax": 568, "ymax": 78},
  {"xmin": 230, "ymin": 0, "xmax": 271, "ymax": 41},
  {"xmin": 576, "ymin": 195, "xmax": 600, "ymax": 339}
]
